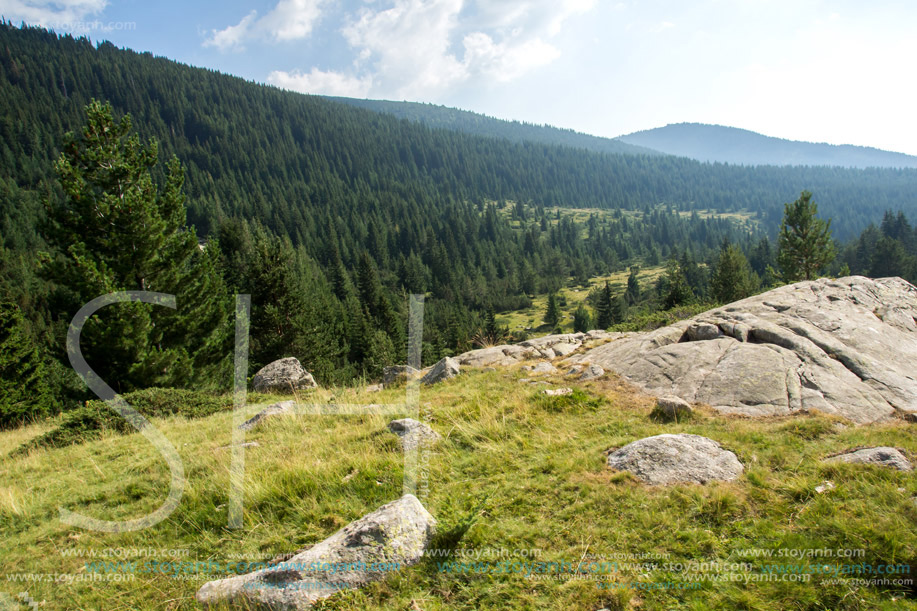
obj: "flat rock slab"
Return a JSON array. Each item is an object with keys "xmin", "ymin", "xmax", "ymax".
[
  {"xmin": 542, "ymin": 387, "xmax": 573, "ymax": 396},
  {"xmin": 253, "ymin": 358, "xmax": 317, "ymax": 393},
  {"xmin": 607, "ymin": 433, "xmax": 744, "ymax": 485},
  {"xmin": 388, "ymin": 418, "xmax": 441, "ymax": 451},
  {"xmin": 196, "ymin": 494, "xmax": 436, "ymax": 609},
  {"xmin": 824, "ymin": 447, "xmax": 913, "ymax": 471},
  {"xmin": 581, "ymin": 276, "xmax": 917, "ymax": 424},
  {"xmin": 239, "ymin": 401, "xmax": 295, "ymax": 431}
]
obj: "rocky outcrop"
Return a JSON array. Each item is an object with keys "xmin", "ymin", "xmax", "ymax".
[
  {"xmin": 420, "ymin": 357, "xmax": 460, "ymax": 385},
  {"xmin": 388, "ymin": 418, "xmax": 441, "ymax": 450},
  {"xmin": 606, "ymin": 434, "xmax": 744, "ymax": 485},
  {"xmin": 196, "ymin": 494, "xmax": 436, "ymax": 609},
  {"xmin": 824, "ymin": 447, "xmax": 913, "ymax": 471},
  {"xmin": 252, "ymin": 358, "xmax": 317, "ymax": 394},
  {"xmin": 239, "ymin": 400, "xmax": 295, "ymax": 431},
  {"xmin": 578, "ymin": 277, "xmax": 917, "ymax": 424},
  {"xmin": 454, "ymin": 331, "xmax": 627, "ymax": 368}
]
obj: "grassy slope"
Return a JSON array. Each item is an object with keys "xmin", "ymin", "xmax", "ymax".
[{"xmin": 1, "ymin": 369, "xmax": 916, "ymax": 610}]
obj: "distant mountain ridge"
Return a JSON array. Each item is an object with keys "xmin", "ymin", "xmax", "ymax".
[
  {"xmin": 617, "ymin": 123, "xmax": 917, "ymax": 169},
  {"xmin": 323, "ymin": 96, "xmax": 662, "ymax": 157}
]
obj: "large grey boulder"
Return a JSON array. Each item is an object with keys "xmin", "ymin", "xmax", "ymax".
[
  {"xmin": 581, "ymin": 277, "xmax": 917, "ymax": 424},
  {"xmin": 196, "ymin": 494, "xmax": 436, "ymax": 609},
  {"xmin": 420, "ymin": 357, "xmax": 460, "ymax": 385},
  {"xmin": 607, "ymin": 434, "xmax": 744, "ymax": 485},
  {"xmin": 239, "ymin": 400, "xmax": 295, "ymax": 431},
  {"xmin": 252, "ymin": 358, "xmax": 317, "ymax": 394},
  {"xmin": 824, "ymin": 447, "xmax": 913, "ymax": 471},
  {"xmin": 388, "ymin": 418, "xmax": 441, "ymax": 450}
]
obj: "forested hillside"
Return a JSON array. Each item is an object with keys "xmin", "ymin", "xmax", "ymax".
[
  {"xmin": 323, "ymin": 96, "xmax": 661, "ymax": 157},
  {"xmin": 618, "ymin": 123, "xmax": 917, "ymax": 169},
  {"xmin": 2, "ymin": 23, "xmax": 917, "ymax": 424}
]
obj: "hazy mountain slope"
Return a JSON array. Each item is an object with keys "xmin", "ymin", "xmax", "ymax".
[
  {"xmin": 618, "ymin": 123, "xmax": 917, "ymax": 169},
  {"xmin": 2, "ymin": 23, "xmax": 917, "ymax": 249},
  {"xmin": 324, "ymin": 96, "xmax": 663, "ymax": 157}
]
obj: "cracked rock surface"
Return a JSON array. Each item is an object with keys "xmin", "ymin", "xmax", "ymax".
[{"xmin": 581, "ymin": 276, "xmax": 917, "ymax": 424}]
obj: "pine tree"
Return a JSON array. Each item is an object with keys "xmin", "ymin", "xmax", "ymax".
[
  {"xmin": 777, "ymin": 191, "xmax": 836, "ymax": 282},
  {"xmin": 44, "ymin": 100, "xmax": 230, "ymax": 391},
  {"xmin": 610, "ymin": 295, "xmax": 626, "ymax": 325},
  {"xmin": 572, "ymin": 302, "xmax": 593, "ymax": 333},
  {"xmin": 625, "ymin": 266, "xmax": 641, "ymax": 305},
  {"xmin": 662, "ymin": 258, "xmax": 693, "ymax": 309},
  {"xmin": 544, "ymin": 293, "xmax": 560, "ymax": 327},
  {"xmin": 0, "ymin": 302, "xmax": 59, "ymax": 427},
  {"xmin": 596, "ymin": 282, "xmax": 614, "ymax": 329},
  {"xmin": 710, "ymin": 240, "xmax": 757, "ymax": 304}
]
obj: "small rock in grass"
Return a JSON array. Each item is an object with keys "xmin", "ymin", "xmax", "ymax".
[
  {"xmin": 388, "ymin": 418, "xmax": 441, "ymax": 451},
  {"xmin": 823, "ymin": 447, "xmax": 912, "ymax": 471}
]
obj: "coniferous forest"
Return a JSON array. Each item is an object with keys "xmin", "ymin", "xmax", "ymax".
[{"xmin": 1, "ymin": 22, "xmax": 916, "ymax": 427}]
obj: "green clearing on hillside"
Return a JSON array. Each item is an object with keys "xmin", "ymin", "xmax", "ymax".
[
  {"xmin": 1, "ymin": 371, "xmax": 915, "ymax": 610},
  {"xmin": 494, "ymin": 201, "xmax": 759, "ymax": 235},
  {"xmin": 496, "ymin": 266, "xmax": 668, "ymax": 333}
]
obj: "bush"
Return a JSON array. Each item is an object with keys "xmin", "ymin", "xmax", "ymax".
[{"xmin": 15, "ymin": 388, "xmax": 231, "ymax": 453}]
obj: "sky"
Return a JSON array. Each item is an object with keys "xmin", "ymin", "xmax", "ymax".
[{"xmin": 2, "ymin": 0, "xmax": 916, "ymax": 155}]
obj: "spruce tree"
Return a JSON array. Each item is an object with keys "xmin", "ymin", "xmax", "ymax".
[
  {"xmin": 596, "ymin": 282, "xmax": 614, "ymax": 329},
  {"xmin": 0, "ymin": 302, "xmax": 59, "ymax": 427},
  {"xmin": 44, "ymin": 100, "xmax": 229, "ymax": 391},
  {"xmin": 777, "ymin": 191, "xmax": 836, "ymax": 282},
  {"xmin": 610, "ymin": 295, "xmax": 626, "ymax": 325},
  {"xmin": 710, "ymin": 240, "xmax": 757, "ymax": 304},
  {"xmin": 662, "ymin": 258, "xmax": 693, "ymax": 309},
  {"xmin": 625, "ymin": 266, "xmax": 641, "ymax": 305},
  {"xmin": 544, "ymin": 293, "xmax": 560, "ymax": 327},
  {"xmin": 572, "ymin": 302, "xmax": 593, "ymax": 333}
]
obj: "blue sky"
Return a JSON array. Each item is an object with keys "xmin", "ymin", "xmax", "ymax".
[{"xmin": 3, "ymin": 0, "xmax": 916, "ymax": 155}]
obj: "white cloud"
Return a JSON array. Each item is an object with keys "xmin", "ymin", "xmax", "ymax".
[
  {"xmin": 280, "ymin": 0, "xmax": 595, "ymax": 100},
  {"xmin": 342, "ymin": 0, "xmax": 466, "ymax": 98},
  {"xmin": 463, "ymin": 32, "xmax": 559, "ymax": 82},
  {"xmin": 203, "ymin": 10, "xmax": 256, "ymax": 51},
  {"xmin": 261, "ymin": 0, "xmax": 325, "ymax": 41},
  {"xmin": 203, "ymin": 0, "xmax": 325, "ymax": 51},
  {"xmin": 267, "ymin": 68, "xmax": 373, "ymax": 97},
  {"xmin": 0, "ymin": 0, "xmax": 107, "ymax": 31}
]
